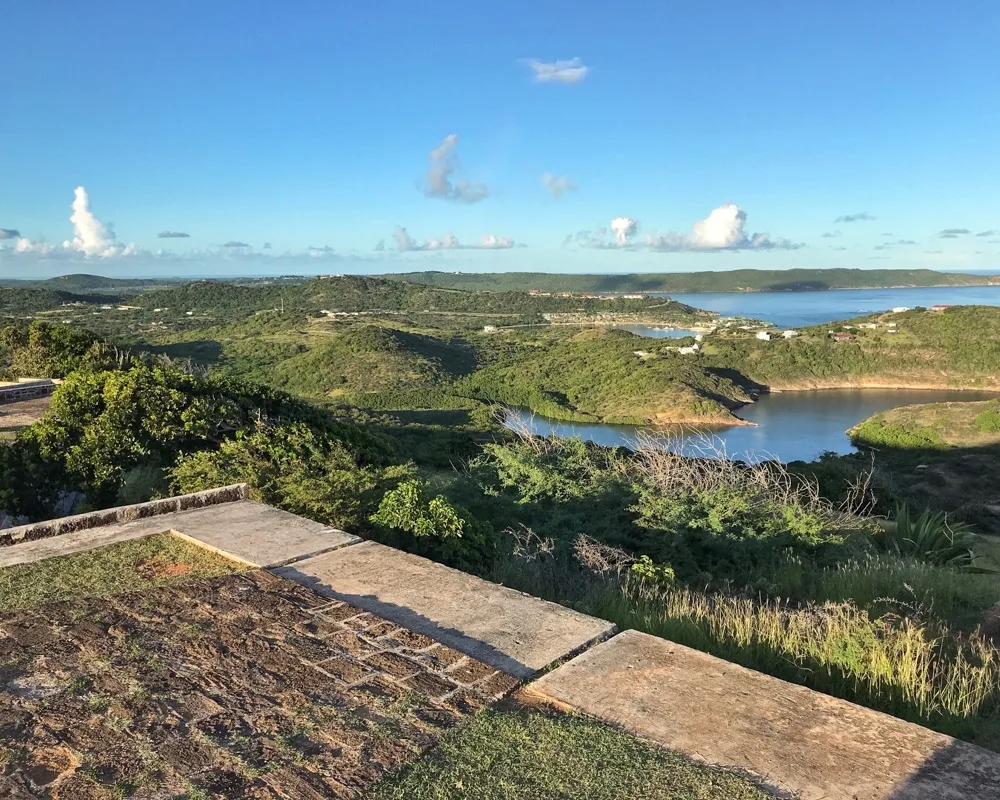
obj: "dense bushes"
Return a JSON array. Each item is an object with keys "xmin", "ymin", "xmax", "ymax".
[
  {"xmin": 10, "ymin": 361, "xmax": 394, "ymax": 513},
  {"xmin": 849, "ymin": 415, "xmax": 944, "ymax": 450},
  {"xmin": 172, "ymin": 423, "xmax": 409, "ymax": 531},
  {"xmin": 0, "ymin": 321, "xmax": 105, "ymax": 379}
]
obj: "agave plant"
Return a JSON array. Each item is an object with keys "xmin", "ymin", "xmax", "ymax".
[{"xmin": 872, "ymin": 504, "xmax": 997, "ymax": 572}]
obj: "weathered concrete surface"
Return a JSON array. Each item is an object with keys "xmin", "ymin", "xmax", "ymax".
[
  {"xmin": 526, "ymin": 630, "xmax": 1000, "ymax": 800},
  {"xmin": 273, "ymin": 541, "xmax": 616, "ymax": 679},
  {"xmin": 0, "ymin": 484, "xmax": 250, "ymax": 547},
  {"xmin": 0, "ymin": 500, "xmax": 358, "ymax": 569}
]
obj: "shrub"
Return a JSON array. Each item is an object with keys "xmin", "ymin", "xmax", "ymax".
[
  {"xmin": 975, "ymin": 403, "xmax": 1000, "ymax": 433},
  {"xmin": 849, "ymin": 416, "xmax": 943, "ymax": 450},
  {"xmin": 627, "ymin": 440, "xmax": 862, "ymax": 584},
  {"xmin": 370, "ymin": 480, "xmax": 494, "ymax": 571},
  {"xmin": 172, "ymin": 423, "xmax": 406, "ymax": 531}
]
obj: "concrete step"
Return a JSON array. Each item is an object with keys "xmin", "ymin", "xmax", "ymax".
[
  {"xmin": 272, "ymin": 540, "xmax": 616, "ymax": 679},
  {"xmin": 526, "ymin": 630, "xmax": 1000, "ymax": 800},
  {"xmin": 0, "ymin": 500, "xmax": 357, "ymax": 569}
]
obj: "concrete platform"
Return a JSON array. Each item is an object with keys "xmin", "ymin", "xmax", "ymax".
[
  {"xmin": 0, "ymin": 500, "xmax": 358, "ymax": 569},
  {"xmin": 273, "ymin": 540, "xmax": 616, "ymax": 679},
  {"xmin": 526, "ymin": 630, "xmax": 1000, "ymax": 800}
]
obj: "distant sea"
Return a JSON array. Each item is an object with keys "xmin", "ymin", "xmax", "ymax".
[{"xmin": 660, "ymin": 285, "xmax": 1000, "ymax": 328}]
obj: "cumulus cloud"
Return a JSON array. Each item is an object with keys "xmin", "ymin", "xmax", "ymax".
[
  {"xmin": 524, "ymin": 58, "xmax": 589, "ymax": 84},
  {"xmin": 63, "ymin": 187, "xmax": 139, "ymax": 257},
  {"xmin": 0, "ymin": 228, "xmax": 20, "ymax": 240},
  {"xmin": 834, "ymin": 212, "xmax": 875, "ymax": 223},
  {"xmin": 541, "ymin": 173, "xmax": 578, "ymax": 198},
  {"xmin": 644, "ymin": 204, "xmax": 802, "ymax": 252},
  {"xmin": 263, "ymin": 242, "xmax": 272, "ymax": 249},
  {"xmin": 821, "ymin": 231, "xmax": 842, "ymax": 238},
  {"xmin": 157, "ymin": 230, "xmax": 190, "ymax": 238},
  {"xmin": 392, "ymin": 226, "xmax": 516, "ymax": 251},
  {"xmin": 975, "ymin": 229, "xmax": 996, "ymax": 237},
  {"xmin": 423, "ymin": 134, "xmax": 489, "ymax": 204},
  {"xmin": 611, "ymin": 217, "xmax": 639, "ymax": 247},
  {"xmin": 374, "ymin": 239, "xmax": 385, "ymax": 252},
  {"xmin": 7, "ymin": 187, "xmax": 140, "ymax": 259},
  {"xmin": 14, "ymin": 238, "xmax": 57, "ymax": 255},
  {"xmin": 939, "ymin": 228, "xmax": 970, "ymax": 237},
  {"xmin": 223, "ymin": 241, "xmax": 251, "ymax": 248},
  {"xmin": 478, "ymin": 233, "xmax": 515, "ymax": 249},
  {"xmin": 307, "ymin": 245, "xmax": 335, "ymax": 256}
]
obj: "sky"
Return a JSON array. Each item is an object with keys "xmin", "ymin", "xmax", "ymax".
[{"xmin": 1, "ymin": 0, "xmax": 998, "ymax": 278}]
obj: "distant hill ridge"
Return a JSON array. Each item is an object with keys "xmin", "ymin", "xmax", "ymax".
[{"xmin": 378, "ymin": 268, "xmax": 1000, "ymax": 294}]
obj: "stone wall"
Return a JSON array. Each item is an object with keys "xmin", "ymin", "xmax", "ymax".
[{"xmin": 0, "ymin": 484, "xmax": 250, "ymax": 547}]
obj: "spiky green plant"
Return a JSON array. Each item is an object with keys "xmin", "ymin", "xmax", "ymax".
[{"xmin": 873, "ymin": 505, "xmax": 997, "ymax": 572}]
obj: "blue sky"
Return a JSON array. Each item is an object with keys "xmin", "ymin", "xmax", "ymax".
[{"xmin": 1, "ymin": 0, "xmax": 998, "ymax": 277}]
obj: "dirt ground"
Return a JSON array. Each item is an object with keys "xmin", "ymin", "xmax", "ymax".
[
  {"xmin": 0, "ymin": 570, "xmax": 518, "ymax": 798},
  {"xmin": 0, "ymin": 396, "xmax": 52, "ymax": 438}
]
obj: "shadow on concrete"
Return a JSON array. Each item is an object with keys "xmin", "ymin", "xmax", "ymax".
[
  {"xmin": 886, "ymin": 739, "xmax": 1000, "ymax": 799},
  {"xmin": 273, "ymin": 564, "xmax": 536, "ymax": 679}
]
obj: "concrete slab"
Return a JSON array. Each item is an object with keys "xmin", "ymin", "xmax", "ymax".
[
  {"xmin": 526, "ymin": 630, "xmax": 1000, "ymax": 800},
  {"xmin": 272, "ymin": 540, "xmax": 616, "ymax": 679},
  {"xmin": 0, "ymin": 500, "xmax": 358, "ymax": 569}
]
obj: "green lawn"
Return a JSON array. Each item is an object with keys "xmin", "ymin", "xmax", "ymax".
[
  {"xmin": 368, "ymin": 707, "xmax": 774, "ymax": 800},
  {"xmin": 0, "ymin": 533, "xmax": 244, "ymax": 612}
]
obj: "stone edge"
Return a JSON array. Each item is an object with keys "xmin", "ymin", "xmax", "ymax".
[{"xmin": 0, "ymin": 484, "xmax": 251, "ymax": 547}]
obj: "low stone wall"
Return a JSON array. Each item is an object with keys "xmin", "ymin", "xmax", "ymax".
[{"xmin": 0, "ymin": 484, "xmax": 250, "ymax": 547}]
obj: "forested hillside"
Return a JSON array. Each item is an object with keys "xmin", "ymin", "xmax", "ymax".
[
  {"xmin": 129, "ymin": 275, "xmax": 706, "ymax": 323},
  {"xmin": 380, "ymin": 268, "xmax": 1000, "ymax": 294}
]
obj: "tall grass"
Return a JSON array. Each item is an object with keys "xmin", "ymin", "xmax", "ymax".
[
  {"xmin": 493, "ymin": 542, "xmax": 1000, "ymax": 744},
  {"xmin": 606, "ymin": 574, "xmax": 1000, "ymax": 726}
]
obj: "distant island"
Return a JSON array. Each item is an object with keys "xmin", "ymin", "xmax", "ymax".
[{"xmin": 380, "ymin": 268, "xmax": 1000, "ymax": 294}]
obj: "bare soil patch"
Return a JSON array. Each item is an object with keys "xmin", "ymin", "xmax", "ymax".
[
  {"xmin": 0, "ymin": 396, "xmax": 52, "ymax": 436},
  {"xmin": 0, "ymin": 569, "xmax": 517, "ymax": 798}
]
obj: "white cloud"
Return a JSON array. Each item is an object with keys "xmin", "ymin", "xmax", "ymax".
[
  {"xmin": 64, "ymin": 186, "xmax": 138, "ymax": 257},
  {"xmin": 478, "ymin": 234, "xmax": 515, "ymax": 249},
  {"xmin": 541, "ymin": 173, "xmax": 578, "ymax": 198},
  {"xmin": 14, "ymin": 238, "xmax": 56, "ymax": 255},
  {"xmin": 423, "ymin": 134, "xmax": 489, "ymax": 204},
  {"xmin": 8, "ymin": 186, "xmax": 140, "ymax": 259},
  {"xmin": 392, "ymin": 226, "xmax": 516, "ymax": 251},
  {"xmin": 524, "ymin": 58, "xmax": 589, "ymax": 84},
  {"xmin": 644, "ymin": 204, "xmax": 801, "ymax": 252},
  {"xmin": 611, "ymin": 217, "xmax": 639, "ymax": 247}
]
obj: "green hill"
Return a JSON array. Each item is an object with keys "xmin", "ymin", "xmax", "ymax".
[
  {"xmin": 379, "ymin": 268, "xmax": 1000, "ymax": 294},
  {"xmin": 849, "ymin": 400, "xmax": 1000, "ymax": 450},
  {"xmin": 131, "ymin": 275, "xmax": 704, "ymax": 321},
  {"xmin": 701, "ymin": 305, "xmax": 1000, "ymax": 390},
  {"xmin": 0, "ymin": 287, "xmax": 119, "ymax": 313}
]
